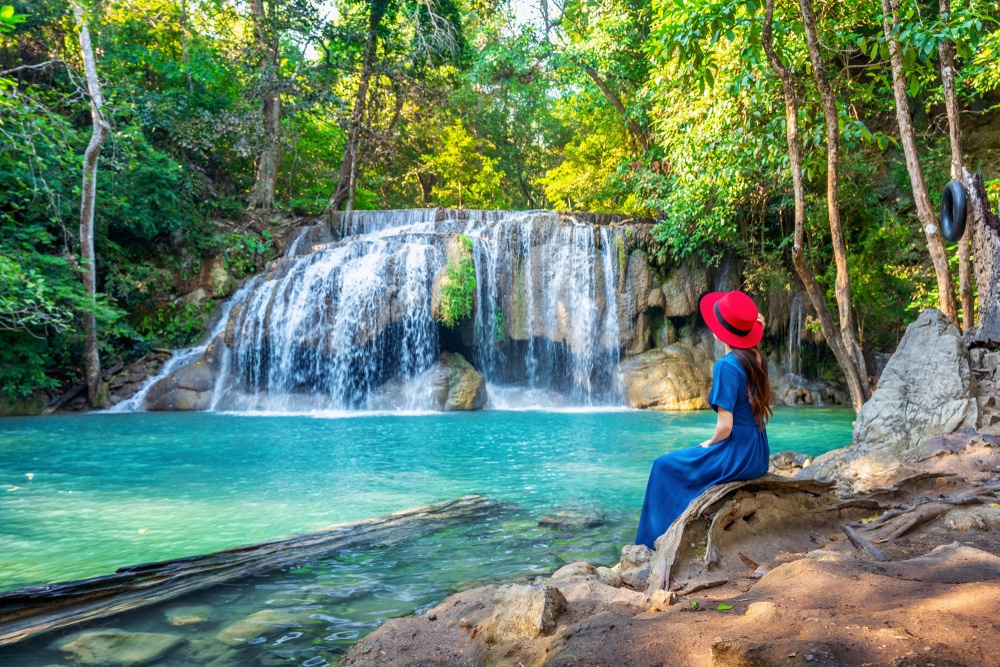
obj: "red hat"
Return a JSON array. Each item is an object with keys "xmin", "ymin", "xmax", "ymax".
[{"xmin": 700, "ymin": 291, "xmax": 763, "ymax": 349}]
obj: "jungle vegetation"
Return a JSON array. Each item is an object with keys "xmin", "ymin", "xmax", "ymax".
[{"xmin": 1, "ymin": 0, "xmax": 999, "ymax": 406}]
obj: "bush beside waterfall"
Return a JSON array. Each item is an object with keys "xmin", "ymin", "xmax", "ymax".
[{"xmin": 438, "ymin": 235, "xmax": 477, "ymax": 328}]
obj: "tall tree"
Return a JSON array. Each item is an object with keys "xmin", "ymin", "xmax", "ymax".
[
  {"xmin": 247, "ymin": 0, "xmax": 282, "ymax": 210},
  {"xmin": 330, "ymin": 0, "xmax": 389, "ymax": 212},
  {"xmin": 762, "ymin": 0, "xmax": 869, "ymax": 411},
  {"xmin": 71, "ymin": 0, "xmax": 109, "ymax": 405},
  {"xmin": 881, "ymin": 0, "xmax": 959, "ymax": 326}
]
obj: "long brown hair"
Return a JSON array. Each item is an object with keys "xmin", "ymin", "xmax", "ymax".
[{"xmin": 732, "ymin": 347, "xmax": 773, "ymax": 429}]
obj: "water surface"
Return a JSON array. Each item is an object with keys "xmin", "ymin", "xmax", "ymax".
[{"xmin": 0, "ymin": 408, "xmax": 852, "ymax": 665}]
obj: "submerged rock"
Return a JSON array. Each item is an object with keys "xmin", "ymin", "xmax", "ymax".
[
  {"xmin": 537, "ymin": 509, "xmax": 605, "ymax": 530},
  {"xmin": 55, "ymin": 629, "xmax": 182, "ymax": 666},
  {"xmin": 620, "ymin": 346, "xmax": 710, "ymax": 410},
  {"xmin": 428, "ymin": 351, "xmax": 486, "ymax": 411},
  {"xmin": 164, "ymin": 605, "xmax": 212, "ymax": 626},
  {"xmin": 215, "ymin": 608, "xmax": 311, "ymax": 646}
]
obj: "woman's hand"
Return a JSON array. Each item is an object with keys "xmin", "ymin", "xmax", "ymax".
[
  {"xmin": 757, "ymin": 313, "xmax": 766, "ymax": 329},
  {"xmin": 699, "ymin": 439, "xmax": 714, "ymax": 448}
]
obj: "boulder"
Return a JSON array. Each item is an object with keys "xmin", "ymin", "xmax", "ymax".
[
  {"xmin": 855, "ymin": 308, "xmax": 978, "ymax": 451},
  {"xmin": 550, "ymin": 561, "xmax": 598, "ymax": 581},
  {"xmin": 661, "ymin": 261, "xmax": 708, "ymax": 317},
  {"xmin": 55, "ymin": 629, "xmax": 182, "ymax": 666},
  {"xmin": 428, "ymin": 352, "xmax": 486, "ymax": 411},
  {"xmin": 807, "ymin": 310, "xmax": 978, "ymax": 493},
  {"xmin": 620, "ymin": 347, "xmax": 711, "ymax": 410},
  {"xmin": 617, "ymin": 544, "xmax": 653, "ymax": 589},
  {"xmin": 491, "ymin": 583, "xmax": 567, "ymax": 642},
  {"xmin": 144, "ymin": 358, "xmax": 215, "ymax": 411}
]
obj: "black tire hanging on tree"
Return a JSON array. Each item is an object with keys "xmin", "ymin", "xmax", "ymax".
[{"xmin": 940, "ymin": 179, "xmax": 968, "ymax": 243}]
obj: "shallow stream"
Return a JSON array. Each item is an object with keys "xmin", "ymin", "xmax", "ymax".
[{"xmin": 0, "ymin": 408, "xmax": 853, "ymax": 665}]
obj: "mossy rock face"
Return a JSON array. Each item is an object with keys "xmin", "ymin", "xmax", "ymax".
[{"xmin": 55, "ymin": 629, "xmax": 183, "ymax": 666}]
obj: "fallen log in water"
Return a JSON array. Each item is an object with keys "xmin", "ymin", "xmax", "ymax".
[{"xmin": 0, "ymin": 495, "xmax": 499, "ymax": 647}]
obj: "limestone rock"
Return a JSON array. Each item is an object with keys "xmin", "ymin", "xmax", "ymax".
[
  {"xmin": 661, "ymin": 261, "xmax": 708, "ymax": 317},
  {"xmin": 620, "ymin": 347, "xmax": 711, "ymax": 410},
  {"xmin": 768, "ymin": 451, "xmax": 813, "ymax": 478},
  {"xmin": 625, "ymin": 250, "xmax": 653, "ymax": 320},
  {"xmin": 550, "ymin": 561, "xmax": 598, "ymax": 581},
  {"xmin": 55, "ymin": 629, "xmax": 182, "ymax": 666},
  {"xmin": 596, "ymin": 566, "xmax": 623, "ymax": 588},
  {"xmin": 770, "ymin": 365, "xmax": 848, "ymax": 407},
  {"xmin": 855, "ymin": 309, "xmax": 978, "ymax": 451},
  {"xmin": 428, "ymin": 352, "xmax": 486, "ymax": 411},
  {"xmin": 144, "ymin": 358, "xmax": 215, "ymax": 411},
  {"xmin": 647, "ymin": 287, "xmax": 665, "ymax": 310},
  {"xmin": 491, "ymin": 583, "xmax": 567, "ymax": 642},
  {"xmin": 807, "ymin": 310, "xmax": 978, "ymax": 493},
  {"xmin": 618, "ymin": 544, "xmax": 653, "ymax": 589}
]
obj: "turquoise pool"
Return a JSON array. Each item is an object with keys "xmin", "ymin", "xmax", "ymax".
[{"xmin": 0, "ymin": 408, "xmax": 853, "ymax": 665}]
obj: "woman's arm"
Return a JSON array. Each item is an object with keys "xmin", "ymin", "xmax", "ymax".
[{"xmin": 699, "ymin": 407, "xmax": 733, "ymax": 447}]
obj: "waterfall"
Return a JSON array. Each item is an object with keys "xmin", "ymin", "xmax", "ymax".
[{"xmin": 203, "ymin": 210, "xmax": 635, "ymax": 411}]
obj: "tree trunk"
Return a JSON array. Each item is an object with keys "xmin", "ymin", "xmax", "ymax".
[
  {"xmin": 881, "ymin": 0, "xmax": 959, "ymax": 326},
  {"xmin": 939, "ymin": 0, "xmax": 974, "ymax": 330},
  {"xmin": 798, "ymin": 0, "xmax": 870, "ymax": 402},
  {"xmin": 583, "ymin": 67, "xmax": 649, "ymax": 153},
  {"xmin": 330, "ymin": 0, "xmax": 387, "ymax": 212},
  {"xmin": 964, "ymin": 169, "xmax": 1000, "ymax": 345},
  {"xmin": 71, "ymin": 0, "xmax": 110, "ymax": 406},
  {"xmin": 249, "ymin": 90, "xmax": 281, "ymax": 209},
  {"xmin": 762, "ymin": 0, "xmax": 868, "ymax": 412},
  {"xmin": 248, "ymin": 0, "xmax": 280, "ymax": 210}
]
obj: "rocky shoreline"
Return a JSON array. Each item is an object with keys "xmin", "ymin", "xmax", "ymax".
[{"xmin": 340, "ymin": 310, "xmax": 1000, "ymax": 666}]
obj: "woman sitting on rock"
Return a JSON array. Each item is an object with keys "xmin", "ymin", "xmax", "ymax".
[{"xmin": 635, "ymin": 290, "xmax": 773, "ymax": 550}]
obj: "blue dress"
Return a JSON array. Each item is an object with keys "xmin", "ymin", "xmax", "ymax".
[{"xmin": 634, "ymin": 352, "xmax": 770, "ymax": 549}]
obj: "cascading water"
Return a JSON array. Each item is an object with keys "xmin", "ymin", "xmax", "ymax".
[{"xmin": 197, "ymin": 209, "xmax": 639, "ymax": 411}]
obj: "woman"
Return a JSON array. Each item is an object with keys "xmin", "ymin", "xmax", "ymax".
[{"xmin": 634, "ymin": 290, "xmax": 773, "ymax": 550}]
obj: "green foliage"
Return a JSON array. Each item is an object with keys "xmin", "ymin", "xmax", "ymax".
[
  {"xmin": 222, "ymin": 230, "xmax": 275, "ymax": 279},
  {"xmin": 438, "ymin": 235, "xmax": 476, "ymax": 328},
  {"xmin": 420, "ymin": 120, "xmax": 505, "ymax": 208},
  {"xmin": 134, "ymin": 300, "xmax": 212, "ymax": 349},
  {"xmin": 1, "ymin": 0, "xmax": 1000, "ymax": 397}
]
